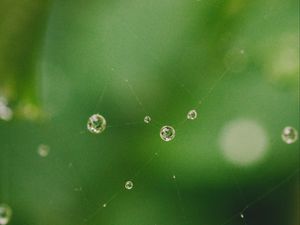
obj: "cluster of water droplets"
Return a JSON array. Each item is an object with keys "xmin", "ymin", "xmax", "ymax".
[
  {"xmin": 1, "ymin": 85, "xmax": 297, "ymax": 224},
  {"xmin": 86, "ymin": 109, "xmax": 200, "ymax": 143},
  {"xmin": 83, "ymin": 107, "xmax": 298, "ymax": 215}
]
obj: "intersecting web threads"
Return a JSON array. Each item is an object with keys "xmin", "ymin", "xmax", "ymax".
[
  {"xmin": 73, "ymin": 64, "xmax": 299, "ymax": 225},
  {"xmin": 0, "ymin": 0, "xmax": 299, "ymax": 225}
]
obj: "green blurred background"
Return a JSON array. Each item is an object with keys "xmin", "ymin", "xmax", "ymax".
[{"xmin": 0, "ymin": 0, "xmax": 299, "ymax": 224}]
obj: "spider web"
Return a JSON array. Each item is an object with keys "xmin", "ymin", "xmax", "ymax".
[{"xmin": 0, "ymin": 0, "xmax": 299, "ymax": 225}]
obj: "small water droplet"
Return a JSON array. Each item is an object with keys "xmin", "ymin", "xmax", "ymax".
[
  {"xmin": 187, "ymin": 109, "xmax": 197, "ymax": 120},
  {"xmin": 125, "ymin": 181, "xmax": 133, "ymax": 190},
  {"xmin": 37, "ymin": 144, "xmax": 50, "ymax": 157},
  {"xmin": 102, "ymin": 203, "xmax": 107, "ymax": 208},
  {"xmin": 160, "ymin": 126, "xmax": 175, "ymax": 142},
  {"xmin": 144, "ymin": 116, "xmax": 151, "ymax": 124},
  {"xmin": 0, "ymin": 204, "xmax": 12, "ymax": 225},
  {"xmin": 87, "ymin": 114, "xmax": 107, "ymax": 134},
  {"xmin": 240, "ymin": 213, "xmax": 244, "ymax": 219},
  {"xmin": 281, "ymin": 126, "xmax": 298, "ymax": 144},
  {"xmin": 172, "ymin": 175, "xmax": 176, "ymax": 179}
]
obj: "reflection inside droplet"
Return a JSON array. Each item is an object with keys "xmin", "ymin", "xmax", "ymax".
[
  {"xmin": 125, "ymin": 181, "xmax": 134, "ymax": 190},
  {"xmin": 144, "ymin": 115, "xmax": 151, "ymax": 124},
  {"xmin": 281, "ymin": 126, "xmax": 298, "ymax": 144},
  {"xmin": 87, "ymin": 114, "xmax": 107, "ymax": 134},
  {"xmin": 187, "ymin": 109, "xmax": 197, "ymax": 120},
  {"xmin": 160, "ymin": 126, "xmax": 176, "ymax": 142}
]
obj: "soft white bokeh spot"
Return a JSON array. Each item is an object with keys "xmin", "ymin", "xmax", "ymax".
[{"xmin": 219, "ymin": 119, "xmax": 269, "ymax": 166}]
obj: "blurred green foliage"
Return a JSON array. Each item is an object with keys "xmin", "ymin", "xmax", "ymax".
[{"xmin": 0, "ymin": 0, "xmax": 299, "ymax": 225}]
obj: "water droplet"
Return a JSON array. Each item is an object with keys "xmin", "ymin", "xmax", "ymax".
[
  {"xmin": 125, "ymin": 181, "xmax": 133, "ymax": 190},
  {"xmin": 0, "ymin": 204, "xmax": 12, "ymax": 225},
  {"xmin": 172, "ymin": 175, "xmax": 176, "ymax": 179},
  {"xmin": 281, "ymin": 126, "xmax": 298, "ymax": 144},
  {"xmin": 37, "ymin": 144, "xmax": 50, "ymax": 157},
  {"xmin": 160, "ymin": 126, "xmax": 175, "ymax": 142},
  {"xmin": 102, "ymin": 203, "xmax": 107, "ymax": 208},
  {"xmin": 240, "ymin": 213, "xmax": 244, "ymax": 219},
  {"xmin": 187, "ymin": 109, "xmax": 197, "ymax": 120},
  {"xmin": 87, "ymin": 114, "xmax": 107, "ymax": 134},
  {"xmin": 0, "ymin": 98, "xmax": 13, "ymax": 121},
  {"xmin": 144, "ymin": 116, "xmax": 151, "ymax": 124}
]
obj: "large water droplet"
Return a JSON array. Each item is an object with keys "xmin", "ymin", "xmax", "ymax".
[
  {"xmin": 0, "ymin": 204, "xmax": 12, "ymax": 225},
  {"xmin": 281, "ymin": 126, "xmax": 298, "ymax": 144},
  {"xmin": 160, "ymin": 126, "xmax": 175, "ymax": 142},
  {"xmin": 125, "ymin": 181, "xmax": 133, "ymax": 190},
  {"xmin": 187, "ymin": 109, "xmax": 197, "ymax": 120},
  {"xmin": 144, "ymin": 116, "xmax": 151, "ymax": 124},
  {"xmin": 87, "ymin": 114, "xmax": 107, "ymax": 134}
]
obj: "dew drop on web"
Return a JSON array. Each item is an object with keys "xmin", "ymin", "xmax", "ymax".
[
  {"xmin": 125, "ymin": 181, "xmax": 134, "ymax": 190},
  {"xmin": 87, "ymin": 114, "xmax": 107, "ymax": 134},
  {"xmin": 160, "ymin": 126, "xmax": 176, "ymax": 142},
  {"xmin": 281, "ymin": 126, "xmax": 298, "ymax": 144},
  {"xmin": 187, "ymin": 109, "xmax": 197, "ymax": 120}
]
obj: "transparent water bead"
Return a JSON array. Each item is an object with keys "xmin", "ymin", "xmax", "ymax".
[
  {"xmin": 87, "ymin": 114, "xmax": 106, "ymax": 134},
  {"xmin": 0, "ymin": 204, "xmax": 12, "ymax": 225},
  {"xmin": 187, "ymin": 109, "xmax": 197, "ymax": 120},
  {"xmin": 37, "ymin": 144, "xmax": 50, "ymax": 157},
  {"xmin": 281, "ymin": 126, "xmax": 298, "ymax": 144},
  {"xmin": 160, "ymin": 126, "xmax": 175, "ymax": 142},
  {"xmin": 144, "ymin": 116, "xmax": 151, "ymax": 124},
  {"xmin": 125, "ymin": 181, "xmax": 133, "ymax": 190}
]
